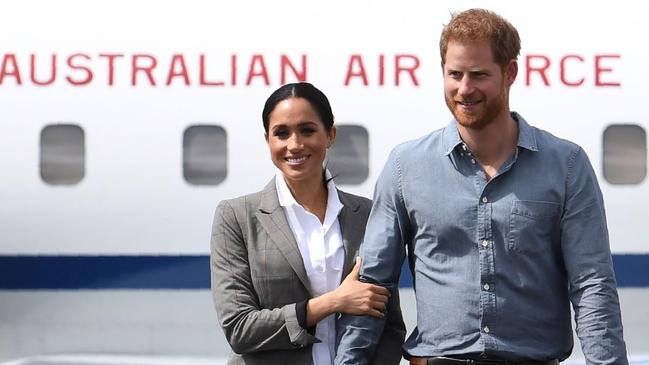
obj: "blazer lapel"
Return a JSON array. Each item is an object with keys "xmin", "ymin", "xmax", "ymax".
[
  {"xmin": 337, "ymin": 191, "xmax": 364, "ymax": 279},
  {"xmin": 255, "ymin": 180, "xmax": 313, "ymax": 294}
]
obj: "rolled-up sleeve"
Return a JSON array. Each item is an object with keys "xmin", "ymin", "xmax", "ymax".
[
  {"xmin": 211, "ymin": 200, "xmax": 319, "ymax": 354},
  {"xmin": 560, "ymin": 147, "xmax": 628, "ymax": 365},
  {"xmin": 335, "ymin": 149, "xmax": 410, "ymax": 365}
]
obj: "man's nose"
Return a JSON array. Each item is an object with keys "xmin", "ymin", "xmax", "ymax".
[{"xmin": 458, "ymin": 75, "xmax": 475, "ymax": 96}]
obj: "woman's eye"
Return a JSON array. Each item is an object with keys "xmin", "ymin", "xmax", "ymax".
[
  {"xmin": 301, "ymin": 128, "xmax": 315, "ymax": 135},
  {"xmin": 273, "ymin": 130, "xmax": 289, "ymax": 138}
]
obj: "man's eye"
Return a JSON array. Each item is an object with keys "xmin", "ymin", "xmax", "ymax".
[{"xmin": 448, "ymin": 71, "xmax": 462, "ymax": 79}]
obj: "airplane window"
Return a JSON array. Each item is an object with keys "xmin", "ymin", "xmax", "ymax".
[
  {"xmin": 40, "ymin": 124, "xmax": 85, "ymax": 185},
  {"xmin": 602, "ymin": 124, "xmax": 646, "ymax": 184},
  {"xmin": 183, "ymin": 125, "xmax": 227, "ymax": 185},
  {"xmin": 328, "ymin": 125, "xmax": 369, "ymax": 185}
]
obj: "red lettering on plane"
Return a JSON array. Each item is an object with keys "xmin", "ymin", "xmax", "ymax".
[
  {"xmin": 132, "ymin": 54, "xmax": 157, "ymax": 86},
  {"xmin": 98, "ymin": 53, "xmax": 124, "ymax": 86},
  {"xmin": 526, "ymin": 55, "xmax": 551, "ymax": 86},
  {"xmin": 0, "ymin": 52, "xmax": 621, "ymax": 88},
  {"xmin": 346, "ymin": 54, "xmax": 421, "ymax": 86},
  {"xmin": 280, "ymin": 54, "xmax": 307, "ymax": 84},
  {"xmin": 595, "ymin": 55, "xmax": 621, "ymax": 87},
  {"xmin": 247, "ymin": 55, "xmax": 270, "ymax": 85},
  {"xmin": 395, "ymin": 54, "xmax": 420, "ymax": 86},
  {"xmin": 66, "ymin": 53, "xmax": 93, "ymax": 86},
  {"xmin": 560, "ymin": 55, "xmax": 585, "ymax": 87},
  {"xmin": 30, "ymin": 54, "xmax": 56, "ymax": 86},
  {"xmin": 378, "ymin": 54, "xmax": 385, "ymax": 86},
  {"xmin": 199, "ymin": 54, "xmax": 224, "ymax": 86},
  {"xmin": 0, "ymin": 54, "xmax": 22, "ymax": 85},
  {"xmin": 231, "ymin": 54, "xmax": 237, "ymax": 86},
  {"xmin": 525, "ymin": 53, "xmax": 621, "ymax": 87},
  {"xmin": 166, "ymin": 54, "xmax": 190, "ymax": 86},
  {"xmin": 344, "ymin": 55, "xmax": 369, "ymax": 86}
]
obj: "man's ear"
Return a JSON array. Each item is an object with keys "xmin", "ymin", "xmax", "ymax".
[{"xmin": 504, "ymin": 59, "xmax": 518, "ymax": 86}]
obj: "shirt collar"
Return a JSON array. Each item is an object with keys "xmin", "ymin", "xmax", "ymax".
[
  {"xmin": 276, "ymin": 171, "xmax": 297, "ymax": 208},
  {"xmin": 512, "ymin": 112, "xmax": 538, "ymax": 152},
  {"xmin": 275, "ymin": 169, "xmax": 344, "ymax": 215},
  {"xmin": 442, "ymin": 111, "xmax": 538, "ymax": 156},
  {"xmin": 442, "ymin": 120, "xmax": 464, "ymax": 156}
]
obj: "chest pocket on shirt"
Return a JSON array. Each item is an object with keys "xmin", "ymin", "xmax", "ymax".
[{"xmin": 508, "ymin": 200, "xmax": 561, "ymax": 254}]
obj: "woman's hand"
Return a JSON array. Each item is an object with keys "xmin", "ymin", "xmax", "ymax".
[
  {"xmin": 306, "ymin": 258, "xmax": 390, "ymax": 326},
  {"xmin": 331, "ymin": 257, "xmax": 390, "ymax": 317}
]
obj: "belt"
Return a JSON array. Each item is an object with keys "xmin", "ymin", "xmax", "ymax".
[{"xmin": 409, "ymin": 356, "xmax": 559, "ymax": 365}]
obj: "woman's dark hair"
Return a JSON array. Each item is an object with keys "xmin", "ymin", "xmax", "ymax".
[{"xmin": 262, "ymin": 82, "xmax": 335, "ymax": 133}]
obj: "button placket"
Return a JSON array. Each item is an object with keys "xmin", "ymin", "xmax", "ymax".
[{"xmin": 477, "ymin": 187, "xmax": 495, "ymax": 349}]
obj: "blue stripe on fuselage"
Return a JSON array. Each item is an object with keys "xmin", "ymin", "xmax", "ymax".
[{"xmin": 0, "ymin": 254, "xmax": 647, "ymax": 289}]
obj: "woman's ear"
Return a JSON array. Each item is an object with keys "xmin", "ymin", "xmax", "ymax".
[{"xmin": 327, "ymin": 126, "xmax": 337, "ymax": 148}]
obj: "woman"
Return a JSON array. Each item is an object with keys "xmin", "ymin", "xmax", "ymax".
[{"xmin": 210, "ymin": 82, "xmax": 405, "ymax": 365}]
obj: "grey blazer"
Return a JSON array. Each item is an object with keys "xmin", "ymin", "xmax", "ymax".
[{"xmin": 211, "ymin": 179, "xmax": 405, "ymax": 365}]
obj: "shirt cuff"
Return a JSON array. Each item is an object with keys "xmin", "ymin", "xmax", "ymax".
[{"xmin": 296, "ymin": 300, "xmax": 316, "ymax": 335}]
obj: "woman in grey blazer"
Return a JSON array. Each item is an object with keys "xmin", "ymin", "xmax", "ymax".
[{"xmin": 211, "ymin": 83, "xmax": 405, "ymax": 365}]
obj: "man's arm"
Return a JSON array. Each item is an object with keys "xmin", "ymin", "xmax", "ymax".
[
  {"xmin": 369, "ymin": 288, "xmax": 407, "ymax": 365},
  {"xmin": 561, "ymin": 147, "xmax": 628, "ymax": 365},
  {"xmin": 335, "ymin": 148, "xmax": 411, "ymax": 365}
]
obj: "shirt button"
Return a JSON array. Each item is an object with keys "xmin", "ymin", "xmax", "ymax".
[
  {"xmin": 483, "ymin": 326, "xmax": 490, "ymax": 333},
  {"xmin": 481, "ymin": 197, "xmax": 488, "ymax": 203},
  {"xmin": 481, "ymin": 240, "xmax": 489, "ymax": 248},
  {"xmin": 471, "ymin": 159, "xmax": 476, "ymax": 164},
  {"xmin": 483, "ymin": 283, "xmax": 490, "ymax": 291}
]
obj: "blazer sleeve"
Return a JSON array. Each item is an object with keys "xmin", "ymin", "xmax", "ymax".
[{"xmin": 211, "ymin": 199, "xmax": 320, "ymax": 354}]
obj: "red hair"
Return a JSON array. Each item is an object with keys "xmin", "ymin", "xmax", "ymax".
[{"xmin": 440, "ymin": 8, "xmax": 521, "ymax": 70}]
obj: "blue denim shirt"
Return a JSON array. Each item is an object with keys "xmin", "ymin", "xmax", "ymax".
[{"xmin": 335, "ymin": 113, "xmax": 627, "ymax": 365}]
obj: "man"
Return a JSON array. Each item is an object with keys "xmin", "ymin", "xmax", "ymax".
[{"xmin": 335, "ymin": 8, "xmax": 627, "ymax": 365}]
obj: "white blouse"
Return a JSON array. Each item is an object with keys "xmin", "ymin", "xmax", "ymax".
[{"xmin": 275, "ymin": 171, "xmax": 344, "ymax": 365}]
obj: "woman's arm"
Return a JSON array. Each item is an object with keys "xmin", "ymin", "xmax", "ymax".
[{"xmin": 211, "ymin": 199, "xmax": 318, "ymax": 354}]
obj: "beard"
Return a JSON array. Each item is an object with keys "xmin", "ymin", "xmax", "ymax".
[{"xmin": 445, "ymin": 87, "xmax": 507, "ymax": 131}]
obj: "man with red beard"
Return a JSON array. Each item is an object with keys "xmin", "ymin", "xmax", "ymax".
[{"xmin": 335, "ymin": 8, "xmax": 628, "ymax": 365}]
